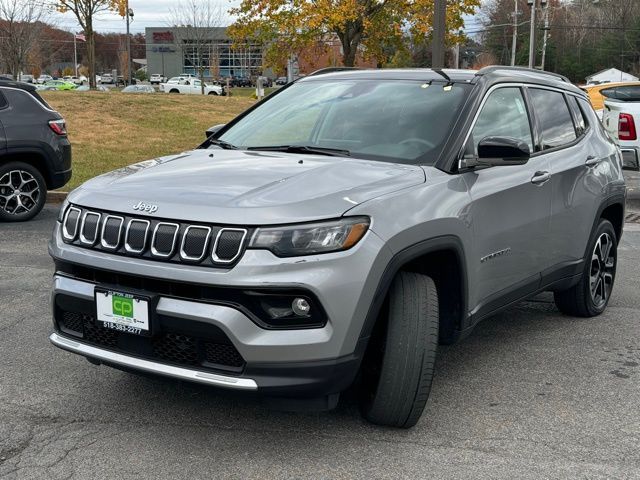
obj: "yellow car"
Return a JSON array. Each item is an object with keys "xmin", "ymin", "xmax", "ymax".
[{"xmin": 583, "ymin": 81, "xmax": 640, "ymax": 113}]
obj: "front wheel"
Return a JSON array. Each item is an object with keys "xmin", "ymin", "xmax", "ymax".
[
  {"xmin": 360, "ymin": 271, "xmax": 439, "ymax": 428},
  {"xmin": 208, "ymin": 91, "xmax": 219, "ymax": 96},
  {"xmin": 554, "ymin": 219, "xmax": 617, "ymax": 317},
  {"xmin": 0, "ymin": 162, "xmax": 47, "ymax": 222}
]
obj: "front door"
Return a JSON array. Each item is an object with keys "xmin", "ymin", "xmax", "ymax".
[{"xmin": 463, "ymin": 86, "xmax": 552, "ymax": 316}]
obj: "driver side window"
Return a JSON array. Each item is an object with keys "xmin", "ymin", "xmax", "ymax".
[{"xmin": 472, "ymin": 87, "xmax": 533, "ymax": 154}]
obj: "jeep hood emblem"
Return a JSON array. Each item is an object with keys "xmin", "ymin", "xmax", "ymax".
[{"xmin": 132, "ymin": 201, "xmax": 158, "ymax": 214}]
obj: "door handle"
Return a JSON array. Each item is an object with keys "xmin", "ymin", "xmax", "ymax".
[
  {"xmin": 531, "ymin": 171, "xmax": 551, "ymax": 185},
  {"xmin": 585, "ymin": 155, "xmax": 601, "ymax": 167}
]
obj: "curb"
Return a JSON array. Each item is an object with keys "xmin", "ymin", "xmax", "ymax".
[{"xmin": 47, "ymin": 191, "xmax": 68, "ymax": 204}]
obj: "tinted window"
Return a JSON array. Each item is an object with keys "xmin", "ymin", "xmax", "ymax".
[
  {"xmin": 600, "ymin": 85, "xmax": 640, "ymax": 102},
  {"xmin": 529, "ymin": 89, "xmax": 576, "ymax": 149},
  {"xmin": 471, "ymin": 87, "xmax": 533, "ymax": 153},
  {"xmin": 29, "ymin": 91, "xmax": 52, "ymax": 109},
  {"xmin": 0, "ymin": 91, "xmax": 7, "ymax": 109},
  {"xmin": 220, "ymin": 80, "xmax": 471, "ymax": 164},
  {"xmin": 568, "ymin": 96, "xmax": 587, "ymax": 134}
]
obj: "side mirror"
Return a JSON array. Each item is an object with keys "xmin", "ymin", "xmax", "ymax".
[
  {"xmin": 465, "ymin": 136, "xmax": 531, "ymax": 168},
  {"xmin": 621, "ymin": 148, "xmax": 640, "ymax": 171},
  {"xmin": 205, "ymin": 124, "xmax": 226, "ymax": 138}
]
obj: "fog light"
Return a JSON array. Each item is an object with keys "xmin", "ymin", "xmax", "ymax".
[{"xmin": 292, "ymin": 298, "xmax": 311, "ymax": 316}]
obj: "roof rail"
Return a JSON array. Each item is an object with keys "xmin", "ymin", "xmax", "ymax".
[
  {"xmin": 308, "ymin": 67, "xmax": 362, "ymax": 77},
  {"xmin": 476, "ymin": 65, "xmax": 570, "ymax": 83}
]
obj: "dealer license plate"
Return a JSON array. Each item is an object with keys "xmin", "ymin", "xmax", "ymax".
[{"xmin": 95, "ymin": 289, "xmax": 150, "ymax": 336}]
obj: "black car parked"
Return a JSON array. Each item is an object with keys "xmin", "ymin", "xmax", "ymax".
[{"xmin": 0, "ymin": 80, "xmax": 72, "ymax": 221}]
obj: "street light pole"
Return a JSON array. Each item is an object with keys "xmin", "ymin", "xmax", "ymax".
[
  {"xmin": 527, "ymin": 0, "xmax": 536, "ymax": 69},
  {"xmin": 432, "ymin": 0, "xmax": 447, "ymax": 68}
]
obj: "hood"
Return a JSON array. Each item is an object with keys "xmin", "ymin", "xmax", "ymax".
[{"xmin": 68, "ymin": 149, "xmax": 425, "ymax": 225}]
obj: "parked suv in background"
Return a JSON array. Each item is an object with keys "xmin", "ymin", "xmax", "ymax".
[
  {"xmin": 0, "ymin": 80, "xmax": 71, "ymax": 221},
  {"xmin": 49, "ymin": 67, "xmax": 626, "ymax": 428},
  {"xmin": 149, "ymin": 74, "xmax": 165, "ymax": 85}
]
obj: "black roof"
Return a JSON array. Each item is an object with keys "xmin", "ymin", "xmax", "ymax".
[
  {"xmin": 302, "ymin": 66, "xmax": 584, "ymax": 96},
  {"xmin": 0, "ymin": 80, "xmax": 37, "ymax": 92}
]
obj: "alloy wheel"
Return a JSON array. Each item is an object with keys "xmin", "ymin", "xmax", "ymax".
[
  {"xmin": 0, "ymin": 169, "xmax": 41, "ymax": 216},
  {"xmin": 589, "ymin": 232, "xmax": 615, "ymax": 309}
]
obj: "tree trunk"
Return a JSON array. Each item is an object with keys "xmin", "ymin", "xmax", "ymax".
[
  {"xmin": 342, "ymin": 43, "xmax": 357, "ymax": 67},
  {"xmin": 337, "ymin": 23, "xmax": 362, "ymax": 67},
  {"xmin": 87, "ymin": 20, "xmax": 96, "ymax": 89}
]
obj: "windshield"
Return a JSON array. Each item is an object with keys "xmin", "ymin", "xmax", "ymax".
[{"xmin": 219, "ymin": 79, "xmax": 471, "ymax": 164}]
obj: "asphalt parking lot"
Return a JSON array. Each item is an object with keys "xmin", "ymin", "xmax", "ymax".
[{"xmin": 2, "ymin": 205, "xmax": 640, "ymax": 479}]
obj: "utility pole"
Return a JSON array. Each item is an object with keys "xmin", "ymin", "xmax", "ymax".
[
  {"xmin": 125, "ymin": 0, "xmax": 133, "ymax": 85},
  {"xmin": 432, "ymin": 0, "xmax": 447, "ymax": 68},
  {"xmin": 540, "ymin": 0, "xmax": 549, "ymax": 70},
  {"xmin": 527, "ymin": 0, "xmax": 536, "ymax": 69},
  {"xmin": 510, "ymin": 0, "xmax": 518, "ymax": 66}
]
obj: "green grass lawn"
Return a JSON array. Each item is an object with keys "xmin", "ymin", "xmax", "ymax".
[{"xmin": 42, "ymin": 91, "xmax": 256, "ymax": 191}]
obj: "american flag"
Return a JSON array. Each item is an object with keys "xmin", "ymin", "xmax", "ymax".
[{"xmin": 75, "ymin": 33, "xmax": 86, "ymax": 42}]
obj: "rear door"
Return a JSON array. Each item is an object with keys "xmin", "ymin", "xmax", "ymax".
[
  {"xmin": 530, "ymin": 88, "xmax": 610, "ymax": 277},
  {"xmin": 463, "ymin": 86, "xmax": 552, "ymax": 314}
]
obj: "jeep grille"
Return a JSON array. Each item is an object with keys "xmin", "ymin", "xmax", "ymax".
[{"xmin": 62, "ymin": 205, "xmax": 249, "ymax": 268}]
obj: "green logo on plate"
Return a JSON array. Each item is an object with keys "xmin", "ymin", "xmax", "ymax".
[{"xmin": 112, "ymin": 295, "xmax": 133, "ymax": 318}]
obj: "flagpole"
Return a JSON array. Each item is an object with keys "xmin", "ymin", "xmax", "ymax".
[{"xmin": 74, "ymin": 33, "xmax": 78, "ymax": 77}]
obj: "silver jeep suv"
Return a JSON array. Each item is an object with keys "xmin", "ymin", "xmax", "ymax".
[{"xmin": 50, "ymin": 67, "xmax": 627, "ymax": 428}]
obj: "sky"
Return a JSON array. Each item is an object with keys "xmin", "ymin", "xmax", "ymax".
[{"xmin": 51, "ymin": 0, "xmax": 485, "ymax": 36}]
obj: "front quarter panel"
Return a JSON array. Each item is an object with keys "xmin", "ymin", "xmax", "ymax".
[{"xmin": 347, "ymin": 167, "xmax": 476, "ymax": 317}]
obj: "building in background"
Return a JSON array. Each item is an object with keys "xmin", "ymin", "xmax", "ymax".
[
  {"xmin": 146, "ymin": 27, "xmax": 263, "ymax": 80},
  {"xmin": 586, "ymin": 68, "xmax": 639, "ymax": 85}
]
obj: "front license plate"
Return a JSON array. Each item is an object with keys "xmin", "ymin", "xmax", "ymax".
[{"xmin": 95, "ymin": 289, "xmax": 150, "ymax": 336}]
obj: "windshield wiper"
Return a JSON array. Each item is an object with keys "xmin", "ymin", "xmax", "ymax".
[
  {"xmin": 246, "ymin": 145, "xmax": 351, "ymax": 157},
  {"xmin": 207, "ymin": 138, "xmax": 238, "ymax": 150}
]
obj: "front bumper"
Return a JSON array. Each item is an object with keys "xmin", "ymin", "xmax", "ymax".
[
  {"xmin": 49, "ymin": 221, "xmax": 392, "ymax": 396},
  {"xmin": 50, "ymin": 332, "xmax": 258, "ymax": 390}
]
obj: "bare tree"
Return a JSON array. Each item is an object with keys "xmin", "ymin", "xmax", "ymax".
[
  {"xmin": 0, "ymin": 0, "xmax": 48, "ymax": 79},
  {"xmin": 168, "ymin": 0, "xmax": 226, "ymax": 95},
  {"xmin": 54, "ymin": 0, "xmax": 125, "ymax": 89}
]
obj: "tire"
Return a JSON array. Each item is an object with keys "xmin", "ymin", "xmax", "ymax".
[
  {"xmin": 0, "ymin": 161, "xmax": 47, "ymax": 222},
  {"xmin": 208, "ymin": 91, "xmax": 219, "ymax": 96},
  {"xmin": 169, "ymin": 89, "xmax": 179, "ymax": 94},
  {"xmin": 360, "ymin": 271, "xmax": 439, "ymax": 428},
  {"xmin": 554, "ymin": 219, "xmax": 617, "ymax": 317}
]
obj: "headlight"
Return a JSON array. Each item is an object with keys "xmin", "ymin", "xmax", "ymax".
[
  {"xmin": 249, "ymin": 217, "xmax": 370, "ymax": 257},
  {"xmin": 57, "ymin": 198, "xmax": 70, "ymax": 222}
]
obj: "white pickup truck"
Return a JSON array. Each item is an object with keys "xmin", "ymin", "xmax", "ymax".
[
  {"xmin": 602, "ymin": 84, "xmax": 640, "ymax": 170},
  {"xmin": 160, "ymin": 77, "xmax": 223, "ymax": 96}
]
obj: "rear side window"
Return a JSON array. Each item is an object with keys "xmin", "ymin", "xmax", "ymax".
[
  {"xmin": 29, "ymin": 91, "xmax": 52, "ymax": 110},
  {"xmin": 567, "ymin": 96, "xmax": 587, "ymax": 135},
  {"xmin": 600, "ymin": 85, "xmax": 640, "ymax": 102},
  {"xmin": 0, "ymin": 91, "xmax": 7, "ymax": 109},
  {"xmin": 528, "ymin": 88, "xmax": 577, "ymax": 150}
]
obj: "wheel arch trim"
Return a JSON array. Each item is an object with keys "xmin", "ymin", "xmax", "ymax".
[{"xmin": 358, "ymin": 235, "xmax": 469, "ymax": 342}]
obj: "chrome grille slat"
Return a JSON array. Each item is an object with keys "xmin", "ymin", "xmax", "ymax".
[
  {"xmin": 180, "ymin": 225, "xmax": 212, "ymax": 262},
  {"xmin": 151, "ymin": 222, "xmax": 180, "ymax": 258},
  {"xmin": 62, "ymin": 206, "xmax": 82, "ymax": 241},
  {"xmin": 79, "ymin": 211, "xmax": 101, "ymax": 245},
  {"xmin": 212, "ymin": 228, "xmax": 247, "ymax": 264},
  {"xmin": 100, "ymin": 215, "xmax": 124, "ymax": 250},
  {"xmin": 124, "ymin": 219, "xmax": 150, "ymax": 254}
]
